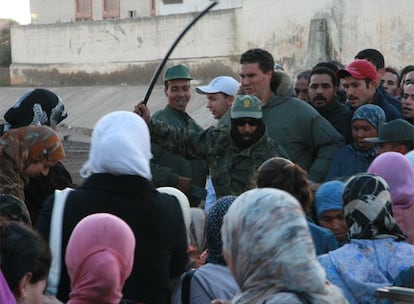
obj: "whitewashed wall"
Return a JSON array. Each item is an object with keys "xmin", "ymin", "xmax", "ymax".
[{"xmin": 11, "ymin": 0, "xmax": 414, "ymax": 85}]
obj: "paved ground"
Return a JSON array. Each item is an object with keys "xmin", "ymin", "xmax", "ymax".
[{"xmin": 0, "ymin": 85, "xmax": 216, "ymax": 185}]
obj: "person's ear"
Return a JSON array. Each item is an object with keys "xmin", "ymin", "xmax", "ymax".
[
  {"xmin": 377, "ymin": 68, "xmax": 386, "ymax": 78},
  {"xmin": 228, "ymin": 95, "xmax": 235, "ymax": 107},
  {"xmin": 16, "ymin": 272, "xmax": 32, "ymax": 302}
]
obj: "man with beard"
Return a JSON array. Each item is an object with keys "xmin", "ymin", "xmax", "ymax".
[
  {"xmin": 150, "ymin": 64, "xmax": 208, "ymax": 207},
  {"xmin": 135, "ymin": 95, "xmax": 288, "ymax": 198},
  {"xmin": 308, "ymin": 67, "xmax": 353, "ymax": 144}
]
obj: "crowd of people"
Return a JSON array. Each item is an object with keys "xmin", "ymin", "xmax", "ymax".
[{"xmin": 1, "ymin": 47, "xmax": 414, "ymax": 304}]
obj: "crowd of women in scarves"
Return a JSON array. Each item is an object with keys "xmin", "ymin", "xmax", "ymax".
[{"xmin": 1, "ymin": 47, "xmax": 414, "ymax": 304}]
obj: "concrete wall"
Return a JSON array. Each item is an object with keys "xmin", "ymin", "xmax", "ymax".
[{"xmin": 10, "ymin": 0, "xmax": 414, "ymax": 86}]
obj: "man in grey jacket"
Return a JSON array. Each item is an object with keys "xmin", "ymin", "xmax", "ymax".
[{"xmin": 239, "ymin": 48, "xmax": 344, "ymax": 183}]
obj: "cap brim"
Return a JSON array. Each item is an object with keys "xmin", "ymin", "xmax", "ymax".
[
  {"xmin": 364, "ymin": 137, "xmax": 385, "ymax": 143},
  {"xmin": 337, "ymin": 69, "xmax": 364, "ymax": 79},
  {"xmin": 231, "ymin": 112, "xmax": 263, "ymax": 119},
  {"xmin": 196, "ymin": 86, "xmax": 218, "ymax": 94}
]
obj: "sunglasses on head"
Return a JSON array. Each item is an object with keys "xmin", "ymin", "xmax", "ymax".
[{"xmin": 234, "ymin": 118, "xmax": 261, "ymax": 127}]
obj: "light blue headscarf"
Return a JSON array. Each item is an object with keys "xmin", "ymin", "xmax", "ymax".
[{"xmin": 222, "ymin": 188, "xmax": 346, "ymax": 304}]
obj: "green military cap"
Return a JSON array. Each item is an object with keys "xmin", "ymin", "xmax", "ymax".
[
  {"xmin": 231, "ymin": 95, "xmax": 262, "ymax": 119},
  {"xmin": 164, "ymin": 64, "xmax": 192, "ymax": 81}
]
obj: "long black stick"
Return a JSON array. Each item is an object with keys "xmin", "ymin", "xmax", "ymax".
[{"xmin": 143, "ymin": 1, "xmax": 218, "ymax": 104}]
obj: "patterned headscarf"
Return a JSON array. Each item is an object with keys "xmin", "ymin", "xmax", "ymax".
[
  {"xmin": 367, "ymin": 152, "xmax": 414, "ymax": 209},
  {"xmin": 4, "ymin": 88, "xmax": 67, "ymax": 129},
  {"xmin": 222, "ymin": 188, "xmax": 345, "ymax": 304},
  {"xmin": 80, "ymin": 111, "xmax": 152, "ymax": 180},
  {"xmin": 65, "ymin": 213, "xmax": 136, "ymax": 304},
  {"xmin": 0, "ymin": 125, "xmax": 65, "ymax": 169},
  {"xmin": 342, "ymin": 173, "xmax": 406, "ymax": 240},
  {"xmin": 352, "ymin": 104, "xmax": 386, "ymax": 130},
  {"xmin": 206, "ymin": 195, "xmax": 236, "ymax": 265},
  {"xmin": 0, "ymin": 125, "xmax": 65, "ymax": 200},
  {"xmin": 0, "ymin": 194, "xmax": 32, "ymax": 226}
]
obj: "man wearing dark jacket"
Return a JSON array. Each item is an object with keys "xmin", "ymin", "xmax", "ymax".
[
  {"xmin": 308, "ymin": 67, "xmax": 353, "ymax": 144},
  {"xmin": 338, "ymin": 59, "xmax": 402, "ymax": 121}
]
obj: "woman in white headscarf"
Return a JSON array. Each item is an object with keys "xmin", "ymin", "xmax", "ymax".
[
  {"xmin": 36, "ymin": 111, "xmax": 188, "ymax": 304},
  {"xmin": 221, "ymin": 188, "xmax": 346, "ymax": 304}
]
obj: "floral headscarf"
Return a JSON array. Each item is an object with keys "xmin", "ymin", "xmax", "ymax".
[
  {"xmin": 222, "ymin": 188, "xmax": 346, "ymax": 304},
  {"xmin": 342, "ymin": 173, "xmax": 406, "ymax": 240},
  {"xmin": 66, "ymin": 213, "xmax": 136, "ymax": 304},
  {"xmin": 0, "ymin": 125, "xmax": 65, "ymax": 200},
  {"xmin": 0, "ymin": 125, "xmax": 65, "ymax": 170}
]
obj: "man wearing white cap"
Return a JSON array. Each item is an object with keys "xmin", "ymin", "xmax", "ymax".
[
  {"xmin": 196, "ymin": 76, "xmax": 240, "ymax": 127},
  {"xmin": 196, "ymin": 76, "xmax": 240, "ymax": 211}
]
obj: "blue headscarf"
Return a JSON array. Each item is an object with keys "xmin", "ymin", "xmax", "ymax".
[{"xmin": 352, "ymin": 104, "xmax": 386, "ymax": 130}]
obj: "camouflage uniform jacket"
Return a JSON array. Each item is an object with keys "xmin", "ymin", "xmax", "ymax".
[
  {"xmin": 150, "ymin": 119, "xmax": 285, "ymax": 197},
  {"xmin": 150, "ymin": 105, "xmax": 208, "ymax": 202}
]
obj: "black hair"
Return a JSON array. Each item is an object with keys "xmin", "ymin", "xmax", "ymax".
[
  {"xmin": 240, "ymin": 48, "xmax": 274, "ymax": 73},
  {"xmin": 399, "ymin": 65, "xmax": 414, "ymax": 86},
  {"xmin": 355, "ymin": 48, "xmax": 385, "ymax": 70},
  {"xmin": 296, "ymin": 69, "xmax": 312, "ymax": 81},
  {"xmin": 0, "ymin": 222, "xmax": 51, "ymax": 293},
  {"xmin": 384, "ymin": 67, "xmax": 400, "ymax": 78},
  {"xmin": 309, "ymin": 67, "xmax": 339, "ymax": 87}
]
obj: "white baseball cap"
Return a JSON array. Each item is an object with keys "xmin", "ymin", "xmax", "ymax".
[{"xmin": 196, "ymin": 76, "xmax": 240, "ymax": 96}]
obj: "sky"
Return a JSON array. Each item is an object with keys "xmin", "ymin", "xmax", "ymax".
[{"xmin": 0, "ymin": 0, "xmax": 31, "ymax": 25}]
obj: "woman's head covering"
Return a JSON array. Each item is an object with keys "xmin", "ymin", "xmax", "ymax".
[
  {"xmin": 342, "ymin": 173, "xmax": 406, "ymax": 240},
  {"xmin": 0, "ymin": 125, "xmax": 65, "ymax": 170},
  {"xmin": 206, "ymin": 195, "xmax": 236, "ymax": 265},
  {"xmin": 351, "ymin": 104, "xmax": 386, "ymax": 130},
  {"xmin": 0, "ymin": 194, "xmax": 32, "ymax": 226},
  {"xmin": 367, "ymin": 152, "xmax": 414, "ymax": 209},
  {"xmin": 0, "ymin": 270, "xmax": 15, "ymax": 304},
  {"xmin": 65, "ymin": 213, "xmax": 136, "ymax": 304},
  {"xmin": 157, "ymin": 186, "xmax": 191, "ymax": 245},
  {"xmin": 314, "ymin": 181, "xmax": 345, "ymax": 220},
  {"xmin": 3, "ymin": 88, "xmax": 67, "ymax": 130},
  {"xmin": 80, "ymin": 111, "xmax": 152, "ymax": 179},
  {"xmin": 222, "ymin": 188, "xmax": 344, "ymax": 304}
]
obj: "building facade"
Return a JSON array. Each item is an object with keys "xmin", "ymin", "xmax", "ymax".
[{"xmin": 9, "ymin": 0, "xmax": 414, "ymax": 85}]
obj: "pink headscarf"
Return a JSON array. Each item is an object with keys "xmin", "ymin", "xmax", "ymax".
[
  {"xmin": 367, "ymin": 152, "xmax": 414, "ymax": 208},
  {"xmin": 65, "ymin": 213, "xmax": 136, "ymax": 304},
  {"xmin": 0, "ymin": 269, "xmax": 15, "ymax": 304}
]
